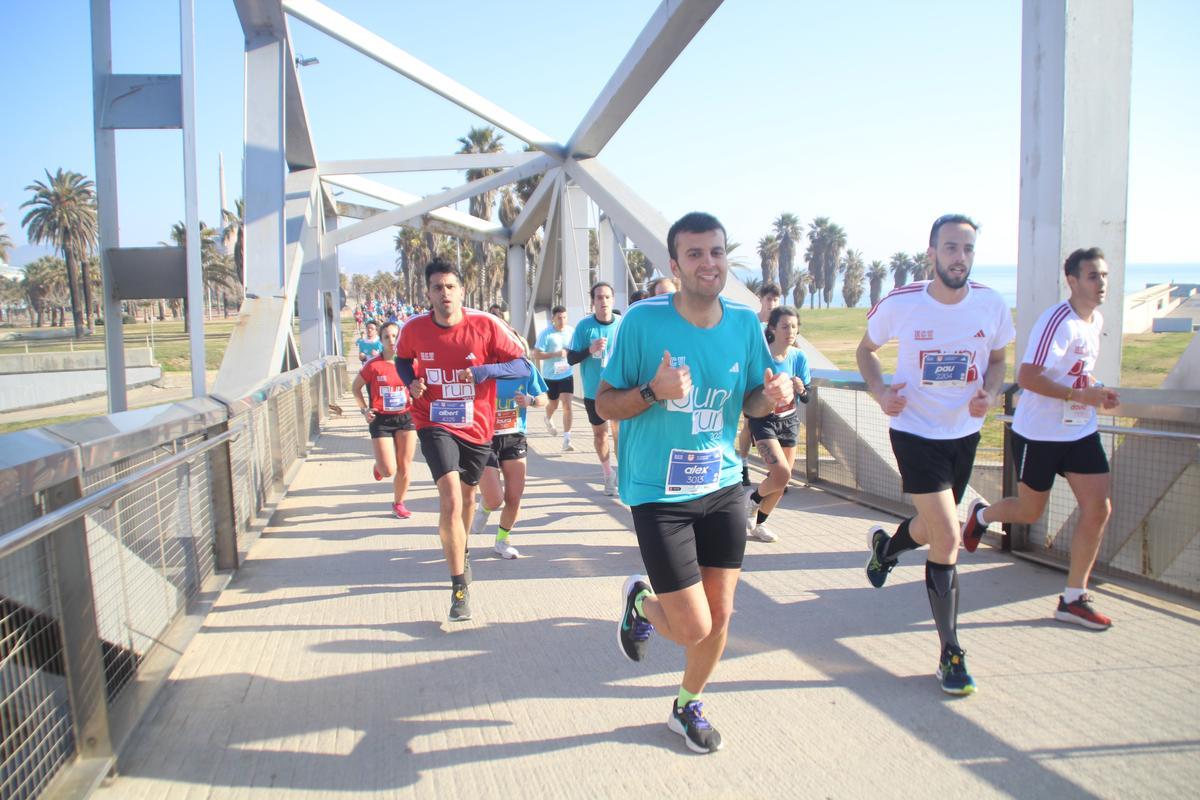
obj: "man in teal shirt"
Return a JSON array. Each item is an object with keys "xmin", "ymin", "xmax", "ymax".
[
  {"xmin": 567, "ymin": 283, "xmax": 622, "ymax": 495},
  {"xmin": 598, "ymin": 212, "xmax": 793, "ymax": 754}
]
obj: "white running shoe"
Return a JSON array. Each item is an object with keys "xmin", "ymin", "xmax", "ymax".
[
  {"xmin": 744, "ymin": 487, "xmax": 759, "ymax": 517},
  {"xmin": 562, "ymin": 439, "xmax": 576, "ymax": 452},
  {"xmin": 604, "ymin": 470, "xmax": 617, "ymax": 496},
  {"xmin": 748, "ymin": 524, "xmax": 778, "ymax": 543},
  {"xmin": 545, "ymin": 418, "xmax": 559, "ymax": 437},
  {"xmin": 493, "ymin": 539, "xmax": 520, "ymax": 559},
  {"xmin": 470, "ymin": 502, "xmax": 491, "ymax": 535}
]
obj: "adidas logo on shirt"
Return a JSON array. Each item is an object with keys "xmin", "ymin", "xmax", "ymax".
[
  {"xmin": 729, "ymin": 363, "xmax": 740, "ymax": 374},
  {"xmin": 973, "ymin": 329, "xmax": 986, "ymax": 338},
  {"xmin": 466, "ymin": 352, "xmax": 477, "ymax": 360}
]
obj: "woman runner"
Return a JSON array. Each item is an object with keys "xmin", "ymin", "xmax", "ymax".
[{"xmin": 352, "ymin": 321, "xmax": 416, "ymax": 519}]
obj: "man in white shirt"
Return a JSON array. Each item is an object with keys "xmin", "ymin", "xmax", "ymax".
[
  {"xmin": 961, "ymin": 247, "xmax": 1120, "ymax": 629},
  {"xmin": 533, "ymin": 305, "xmax": 577, "ymax": 451},
  {"xmin": 856, "ymin": 213, "xmax": 1013, "ymax": 696}
]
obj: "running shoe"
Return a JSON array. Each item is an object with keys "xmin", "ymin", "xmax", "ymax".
[
  {"xmin": 545, "ymin": 418, "xmax": 558, "ymax": 437},
  {"xmin": 961, "ymin": 498, "xmax": 989, "ymax": 553},
  {"xmin": 470, "ymin": 502, "xmax": 491, "ymax": 535},
  {"xmin": 747, "ymin": 524, "xmax": 778, "ymax": 543},
  {"xmin": 604, "ymin": 471, "xmax": 617, "ymax": 496},
  {"xmin": 494, "ymin": 539, "xmax": 520, "ymax": 559},
  {"xmin": 865, "ymin": 525, "xmax": 897, "ymax": 588},
  {"xmin": 668, "ymin": 701, "xmax": 723, "ymax": 754},
  {"xmin": 1054, "ymin": 594, "xmax": 1113, "ymax": 630},
  {"xmin": 372, "ymin": 465, "xmax": 382, "ymax": 481},
  {"xmin": 618, "ymin": 574, "xmax": 654, "ymax": 662},
  {"xmin": 448, "ymin": 584, "xmax": 471, "ymax": 622},
  {"xmin": 936, "ymin": 645, "xmax": 976, "ymax": 696},
  {"xmin": 562, "ymin": 439, "xmax": 576, "ymax": 452},
  {"xmin": 392, "ymin": 501, "xmax": 411, "ymax": 519}
]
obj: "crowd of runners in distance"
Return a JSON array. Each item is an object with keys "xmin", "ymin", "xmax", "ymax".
[{"xmin": 349, "ymin": 211, "xmax": 1121, "ymax": 754}]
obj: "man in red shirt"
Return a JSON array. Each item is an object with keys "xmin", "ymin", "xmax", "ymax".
[{"xmin": 396, "ymin": 259, "xmax": 529, "ymax": 622}]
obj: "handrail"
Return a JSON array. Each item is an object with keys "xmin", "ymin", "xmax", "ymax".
[
  {"xmin": 0, "ymin": 425, "xmax": 243, "ymax": 561},
  {"xmin": 994, "ymin": 415, "xmax": 1200, "ymax": 444}
]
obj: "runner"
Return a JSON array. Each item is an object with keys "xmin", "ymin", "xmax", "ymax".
[
  {"xmin": 395, "ymin": 258, "xmax": 529, "ymax": 622},
  {"xmin": 962, "ymin": 247, "xmax": 1120, "ymax": 629},
  {"xmin": 351, "ymin": 321, "xmax": 416, "ymax": 518},
  {"xmin": 356, "ymin": 319, "xmax": 382, "ymax": 364},
  {"xmin": 533, "ymin": 305, "xmax": 576, "ymax": 452},
  {"xmin": 567, "ymin": 283, "xmax": 621, "ymax": 495},
  {"xmin": 651, "ymin": 276, "xmax": 678, "ymax": 295},
  {"xmin": 744, "ymin": 305, "xmax": 811, "ymax": 542},
  {"xmin": 600, "ymin": 211, "xmax": 792, "ymax": 754},
  {"xmin": 471, "ymin": 329, "xmax": 550, "ymax": 559},
  {"xmin": 856, "ymin": 213, "xmax": 1013, "ymax": 696},
  {"xmin": 739, "ymin": 282, "xmax": 783, "ymax": 485}
]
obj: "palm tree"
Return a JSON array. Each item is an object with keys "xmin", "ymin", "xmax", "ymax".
[
  {"xmin": 840, "ymin": 248, "xmax": 866, "ymax": 308},
  {"xmin": 166, "ymin": 220, "xmax": 236, "ymax": 330},
  {"xmin": 867, "ymin": 260, "xmax": 888, "ymax": 307},
  {"xmin": 805, "ymin": 217, "xmax": 831, "ymax": 306},
  {"xmin": 756, "ymin": 234, "xmax": 779, "ymax": 285},
  {"xmin": 21, "ymin": 256, "xmax": 65, "ymax": 327},
  {"xmin": 221, "ymin": 198, "xmax": 245, "ymax": 284},
  {"xmin": 889, "ymin": 251, "xmax": 911, "ymax": 288},
  {"xmin": 743, "ymin": 276, "xmax": 764, "ymax": 295},
  {"xmin": 772, "ymin": 213, "xmax": 802, "ymax": 301},
  {"xmin": 457, "ymin": 125, "xmax": 505, "ymax": 305},
  {"xmin": 21, "ymin": 168, "xmax": 98, "ymax": 337},
  {"xmin": 911, "ymin": 251, "xmax": 932, "ymax": 282},
  {"xmin": 820, "ymin": 222, "xmax": 847, "ymax": 307},
  {"xmin": 795, "ymin": 269, "xmax": 815, "ymax": 309},
  {"xmin": 0, "ymin": 217, "xmax": 13, "ymax": 264}
]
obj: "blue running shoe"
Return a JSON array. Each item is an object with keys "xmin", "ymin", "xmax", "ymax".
[
  {"xmin": 668, "ymin": 700, "xmax": 722, "ymax": 754},
  {"xmin": 866, "ymin": 526, "xmax": 897, "ymax": 588},
  {"xmin": 937, "ymin": 646, "xmax": 977, "ymax": 696},
  {"xmin": 618, "ymin": 574, "xmax": 654, "ymax": 662}
]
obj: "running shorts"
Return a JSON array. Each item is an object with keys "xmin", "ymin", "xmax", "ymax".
[
  {"xmin": 889, "ymin": 429, "xmax": 980, "ymax": 503},
  {"xmin": 1010, "ymin": 431, "xmax": 1109, "ymax": 493},
  {"xmin": 417, "ymin": 426, "xmax": 492, "ymax": 486},
  {"xmin": 545, "ymin": 376, "xmax": 575, "ymax": 401},
  {"xmin": 747, "ymin": 413, "xmax": 801, "ymax": 448},
  {"xmin": 369, "ymin": 412, "xmax": 415, "ymax": 439},
  {"xmin": 629, "ymin": 484, "xmax": 746, "ymax": 594}
]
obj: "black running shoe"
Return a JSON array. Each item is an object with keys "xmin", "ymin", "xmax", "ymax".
[
  {"xmin": 668, "ymin": 700, "xmax": 722, "ymax": 754},
  {"xmin": 618, "ymin": 574, "xmax": 654, "ymax": 662},
  {"xmin": 448, "ymin": 584, "xmax": 471, "ymax": 622},
  {"xmin": 961, "ymin": 498, "xmax": 989, "ymax": 553},
  {"xmin": 936, "ymin": 645, "xmax": 977, "ymax": 696},
  {"xmin": 866, "ymin": 526, "xmax": 897, "ymax": 588}
]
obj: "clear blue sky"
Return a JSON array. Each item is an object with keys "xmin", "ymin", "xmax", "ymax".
[{"xmin": 1, "ymin": 1, "xmax": 1197, "ymax": 275}]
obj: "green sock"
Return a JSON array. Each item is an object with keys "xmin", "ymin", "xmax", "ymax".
[
  {"xmin": 676, "ymin": 686, "xmax": 701, "ymax": 710},
  {"xmin": 633, "ymin": 588, "xmax": 651, "ymax": 618},
  {"xmin": 496, "ymin": 526, "xmax": 510, "ymax": 542}
]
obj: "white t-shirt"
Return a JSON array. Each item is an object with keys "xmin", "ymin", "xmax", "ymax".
[
  {"xmin": 1012, "ymin": 301, "xmax": 1102, "ymax": 441},
  {"xmin": 866, "ymin": 280, "xmax": 1015, "ymax": 440}
]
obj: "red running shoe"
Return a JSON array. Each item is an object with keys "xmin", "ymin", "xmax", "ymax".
[
  {"xmin": 961, "ymin": 498, "xmax": 990, "ymax": 553},
  {"xmin": 392, "ymin": 502, "xmax": 411, "ymax": 519},
  {"xmin": 1054, "ymin": 594, "xmax": 1113, "ymax": 630},
  {"xmin": 373, "ymin": 465, "xmax": 382, "ymax": 481}
]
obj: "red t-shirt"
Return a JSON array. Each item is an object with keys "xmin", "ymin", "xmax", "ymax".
[
  {"xmin": 396, "ymin": 309, "xmax": 526, "ymax": 445},
  {"xmin": 359, "ymin": 355, "xmax": 410, "ymax": 414}
]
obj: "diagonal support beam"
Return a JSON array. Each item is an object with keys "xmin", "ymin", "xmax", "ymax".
[
  {"xmin": 327, "ymin": 154, "xmax": 555, "ymax": 247},
  {"xmin": 560, "ymin": 157, "xmax": 670, "ymax": 270},
  {"xmin": 508, "ymin": 167, "xmax": 561, "ymax": 246},
  {"xmin": 283, "ymin": 0, "xmax": 563, "ymax": 154},
  {"xmin": 566, "ymin": 0, "xmax": 724, "ymax": 158},
  {"xmin": 322, "ymin": 175, "xmax": 507, "ymax": 241},
  {"xmin": 319, "ymin": 152, "xmax": 544, "ymax": 176}
]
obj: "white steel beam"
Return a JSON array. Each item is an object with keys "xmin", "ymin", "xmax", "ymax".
[
  {"xmin": 566, "ymin": 0, "xmax": 724, "ymax": 159},
  {"xmin": 508, "ymin": 167, "xmax": 560, "ymax": 245},
  {"xmin": 335, "ymin": 200, "xmax": 509, "ymax": 246},
  {"xmin": 319, "ymin": 152, "xmax": 546, "ymax": 176},
  {"xmin": 282, "ymin": 0, "xmax": 563, "ymax": 154},
  {"xmin": 242, "ymin": 30, "xmax": 287, "ymax": 293},
  {"xmin": 180, "ymin": 0, "xmax": 204, "ymax": 398},
  {"xmin": 326, "ymin": 154, "xmax": 555, "ymax": 247},
  {"xmin": 325, "ymin": 176, "xmax": 508, "ymax": 240},
  {"xmin": 561, "ymin": 157, "xmax": 670, "ymax": 271}
]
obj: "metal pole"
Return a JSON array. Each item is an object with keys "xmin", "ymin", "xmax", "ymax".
[{"xmin": 180, "ymin": 0, "xmax": 205, "ymax": 397}]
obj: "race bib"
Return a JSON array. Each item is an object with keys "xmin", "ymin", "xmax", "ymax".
[
  {"xmin": 921, "ymin": 353, "xmax": 969, "ymax": 388},
  {"xmin": 430, "ymin": 399, "xmax": 472, "ymax": 427},
  {"xmin": 380, "ymin": 386, "xmax": 408, "ymax": 412},
  {"xmin": 1062, "ymin": 398, "xmax": 1091, "ymax": 426},
  {"xmin": 665, "ymin": 448, "xmax": 721, "ymax": 495},
  {"xmin": 494, "ymin": 406, "xmax": 521, "ymax": 433},
  {"xmin": 552, "ymin": 359, "xmax": 571, "ymax": 377}
]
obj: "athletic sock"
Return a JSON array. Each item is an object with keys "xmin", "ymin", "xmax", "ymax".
[
  {"xmin": 977, "ymin": 506, "xmax": 988, "ymax": 525},
  {"xmin": 633, "ymin": 588, "xmax": 651, "ymax": 618},
  {"xmin": 756, "ymin": 511, "xmax": 769, "ymax": 525},
  {"xmin": 496, "ymin": 526, "xmax": 510, "ymax": 543},
  {"xmin": 750, "ymin": 490, "xmax": 764, "ymax": 505},
  {"xmin": 741, "ymin": 465, "xmax": 751, "ymax": 485},
  {"xmin": 602, "ymin": 461, "xmax": 613, "ymax": 477},
  {"xmin": 925, "ymin": 561, "xmax": 960, "ymax": 652},
  {"xmin": 676, "ymin": 686, "xmax": 701, "ymax": 710},
  {"xmin": 883, "ymin": 518, "xmax": 918, "ymax": 559},
  {"xmin": 1063, "ymin": 586, "xmax": 1086, "ymax": 604}
]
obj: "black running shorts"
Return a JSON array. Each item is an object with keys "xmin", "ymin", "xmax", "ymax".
[
  {"xmin": 491, "ymin": 432, "xmax": 528, "ymax": 463},
  {"xmin": 584, "ymin": 397, "xmax": 607, "ymax": 427},
  {"xmin": 747, "ymin": 413, "xmax": 801, "ymax": 448},
  {"xmin": 368, "ymin": 412, "xmax": 415, "ymax": 439},
  {"xmin": 417, "ymin": 426, "xmax": 492, "ymax": 486},
  {"xmin": 545, "ymin": 376, "xmax": 575, "ymax": 401},
  {"xmin": 1010, "ymin": 431, "xmax": 1109, "ymax": 493},
  {"xmin": 889, "ymin": 428, "xmax": 980, "ymax": 503},
  {"xmin": 630, "ymin": 483, "xmax": 746, "ymax": 594}
]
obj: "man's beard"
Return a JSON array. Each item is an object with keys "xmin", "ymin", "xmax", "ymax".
[{"xmin": 934, "ymin": 255, "xmax": 970, "ymax": 290}]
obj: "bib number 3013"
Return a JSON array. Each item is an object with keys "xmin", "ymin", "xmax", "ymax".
[{"xmin": 665, "ymin": 448, "xmax": 721, "ymax": 495}]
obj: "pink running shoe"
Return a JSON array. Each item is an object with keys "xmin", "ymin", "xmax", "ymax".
[
  {"xmin": 373, "ymin": 465, "xmax": 382, "ymax": 481},
  {"xmin": 392, "ymin": 502, "xmax": 411, "ymax": 519}
]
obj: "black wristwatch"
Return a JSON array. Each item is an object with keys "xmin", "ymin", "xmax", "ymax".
[{"xmin": 639, "ymin": 382, "xmax": 657, "ymax": 404}]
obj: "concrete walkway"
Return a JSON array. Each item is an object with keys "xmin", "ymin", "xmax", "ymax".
[{"xmin": 95, "ymin": 409, "xmax": 1200, "ymax": 799}]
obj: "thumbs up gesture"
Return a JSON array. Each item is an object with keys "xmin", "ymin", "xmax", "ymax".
[
  {"xmin": 651, "ymin": 350, "xmax": 691, "ymax": 401},
  {"xmin": 762, "ymin": 367, "xmax": 794, "ymax": 407},
  {"xmin": 878, "ymin": 381, "xmax": 907, "ymax": 416}
]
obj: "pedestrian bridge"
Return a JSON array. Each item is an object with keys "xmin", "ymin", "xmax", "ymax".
[{"xmin": 2, "ymin": 359, "xmax": 1197, "ymax": 799}]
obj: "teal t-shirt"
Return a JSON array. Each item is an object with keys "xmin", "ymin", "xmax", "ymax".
[
  {"xmin": 569, "ymin": 314, "xmax": 621, "ymax": 399},
  {"xmin": 757, "ymin": 345, "xmax": 812, "ymax": 418},
  {"xmin": 357, "ymin": 337, "xmax": 383, "ymax": 359},
  {"xmin": 602, "ymin": 294, "xmax": 774, "ymax": 506},
  {"xmin": 535, "ymin": 324, "xmax": 575, "ymax": 381},
  {"xmin": 493, "ymin": 370, "xmax": 550, "ymax": 436}
]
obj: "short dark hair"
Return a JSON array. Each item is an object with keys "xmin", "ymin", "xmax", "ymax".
[
  {"xmin": 758, "ymin": 282, "xmax": 782, "ymax": 298},
  {"xmin": 378, "ymin": 321, "xmax": 399, "ymax": 337},
  {"xmin": 424, "ymin": 257, "xmax": 461, "ymax": 286},
  {"xmin": 667, "ymin": 212, "xmax": 727, "ymax": 261},
  {"xmin": 765, "ymin": 305, "xmax": 799, "ymax": 344},
  {"xmin": 928, "ymin": 214, "xmax": 979, "ymax": 248},
  {"xmin": 628, "ymin": 289, "xmax": 649, "ymax": 304},
  {"xmin": 1064, "ymin": 247, "xmax": 1105, "ymax": 278},
  {"xmin": 590, "ymin": 281, "xmax": 614, "ymax": 300},
  {"xmin": 551, "ymin": 304, "xmax": 567, "ymax": 315}
]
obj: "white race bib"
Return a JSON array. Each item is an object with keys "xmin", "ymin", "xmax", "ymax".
[
  {"xmin": 665, "ymin": 448, "xmax": 721, "ymax": 496},
  {"xmin": 921, "ymin": 353, "xmax": 969, "ymax": 389},
  {"xmin": 430, "ymin": 399, "xmax": 472, "ymax": 427}
]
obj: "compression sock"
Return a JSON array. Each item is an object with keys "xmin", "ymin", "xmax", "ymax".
[
  {"xmin": 884, "ymin": 518, "xmax": 918, "ymax": 559},
  {"xmin": 925, "ymin": 561, "xmax": 960, "ymax": 652},
  {"xmin": 676, "ymin": 686, "xmax": 702, "ymax": 710}
]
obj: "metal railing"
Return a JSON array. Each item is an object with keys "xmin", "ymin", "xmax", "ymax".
[
  {"xmin": 799, "ymin": 373, "xmax": 1200, "ymax": 597},
  {"xmin": 0, "ymin": 356, "xmax": 345, "ymax": 799}
]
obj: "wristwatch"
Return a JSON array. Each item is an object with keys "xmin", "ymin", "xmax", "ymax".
[{"xmin": 639, "ymin": 382, "xmax": 657, "ymax": 405}]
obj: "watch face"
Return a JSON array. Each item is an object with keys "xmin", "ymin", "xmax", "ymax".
[{"xmin": 641, "ymin": 384, "xmax": 656, "ymax": 403}]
